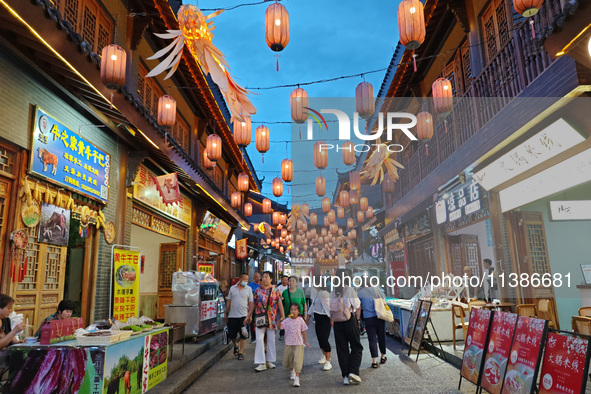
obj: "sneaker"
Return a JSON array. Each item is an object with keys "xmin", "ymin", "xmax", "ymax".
[
  {"xmin": 250, "ymin": 339, "xmax": 256, "ymax": 344},
  {"xmin": 255, "ymin": 364, "xmax": 267, "ymax": 372},
  {"xmin": 348, "ymin": 373, "xmax": 362, "ymax": 383},
  {"xmin": 323, "ymin": 361, "xmax": 332, "ymax": 371},
  {"xmin": 266, "ymin": 362, "xmax": 276, "ymax": 369},
  {"xmin": 279, "ymin": 336, "xmax": 284, "ymax": 341},
  {"xmin": 293, "ymin": 377, "xmax": 300, "ymax": 387},
  {"xmin": 290, "ymin": 370, "xmax": 296, "ymax": 380},
  {"xmin": 343, "ymin": 377, "xmax": 350, "ymax": 385},
  {"xmin": 318, "ymin": 356, "xmax": 326, "ymax": 364}
]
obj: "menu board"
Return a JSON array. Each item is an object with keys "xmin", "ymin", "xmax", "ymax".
[
  {"xmin": 411, "ymin": 300, "xmax": 432, "ymax": 350},
  {"xmin": 481, "ymin": 312, "xmax": 518, "ymax": 393},
  {"xmin": 200, "ymin": 211, "xmax": 231, "ymax": 244},
  {"xmin": 501, "ymin": 316, "xmax": 547, "ymax": 394},
  {"xmin": 113, "ymin": 247, "xmax": 141, "ymax": 321},
  {"xmin": 404, "ymin": 300, "xmax": 422, "ymax": 346},
  {"xmin": 461, "ymin": 308, "xmax": 493, "ymax": 385},
  {"xmin": 539, "ymin": 331, "xmax": 590, "ymax": 394},
  {"xmin": 199, "ymin": 282, "xmax": 218, "ymax": 335}
]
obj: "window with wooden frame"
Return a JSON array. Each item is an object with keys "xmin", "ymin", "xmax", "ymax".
[
  {"xmin": 137, "ymin": 63, "xmax": 164, "ymax": 119},
  {"xmin": 171, "ymin": 114, "xmax": 190, "ymax": 153},
  {"xmin": 480, "ymin": 0, "xmax": 512, "ymax": 64},
  {"xmin": 53, "ymin": 0, "xmax": 113, "ymax": 54},
  {"xmin": 442, "ymin": 40, "xmax": 472, "ymax": 97}
]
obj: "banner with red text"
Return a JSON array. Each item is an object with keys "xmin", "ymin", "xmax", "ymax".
[
  {"xmin": 461, "ymin": 308, "xmax": 493, "ymax": 386},
  {"xmin": 481, "ymin": 312, "xmax": 518, "ymax": 394},
  {"xmin": 539, "ymin": 331, "xmax": 590, "ymax": 394}
]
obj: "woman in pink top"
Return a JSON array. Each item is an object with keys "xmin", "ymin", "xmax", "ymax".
[{"xmin": 281, "ymin": 303, "xmax": 309, "ymax": 387}]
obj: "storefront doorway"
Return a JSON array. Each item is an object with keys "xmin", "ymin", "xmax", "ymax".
[
  {"xmin": 448, "ymin": 234, "xmax": 482, "ymax": 278},
  {"xmin": 158, "ymin": 242, "xmax": 185, "ymax": 318}
]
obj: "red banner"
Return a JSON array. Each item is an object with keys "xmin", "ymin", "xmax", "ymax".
[
  {"xmin": 152, "ymin": 173, "xmax": 181, "ymax": 205},
  {"xmin": 481, "ymin": 312, "xmax": 518, "ymax": 394},
  {"xmin": 501, "ymin": 316, "xmax": 547, "ymax": 394},
  {"xmin": 236, "ymin": 238, "xmax": 248, "ymax": 259},
  {"xmin": 461, "ymin": 308, "xmax": 492, "ymax": 385},
  {"xmin": 539, "ymin": 332, "xmax": 590, "ymax": 394}
]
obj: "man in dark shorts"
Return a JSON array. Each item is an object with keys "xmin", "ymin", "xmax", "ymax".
[{"xmin": 225, "ymin": 272, "xmax": 254, "ymax": 360}]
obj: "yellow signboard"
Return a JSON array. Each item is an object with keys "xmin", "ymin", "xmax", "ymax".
[{"xmin": 113, "ymin": 247, "xmax": 140, "ymax": 321}]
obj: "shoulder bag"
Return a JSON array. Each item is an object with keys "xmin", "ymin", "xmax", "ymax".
[
  {"xmin": 373, "ymin": 287, "xmax": 394, "ymax": 322},
  {"xmin": 330, "ymin": 288, "xmax": 352, "ymax": 322},
  {"xmin": 255, "ymin": 287, "xmax": 273, "ymax": 327}
]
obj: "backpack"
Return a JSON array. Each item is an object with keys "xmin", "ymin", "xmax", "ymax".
[{"xmin": 330, "ymin": 291, "xmax": 351, "ymax": 322}]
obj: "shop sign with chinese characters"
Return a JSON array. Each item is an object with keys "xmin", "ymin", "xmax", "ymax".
[
  {"xmin": 474, "ymin": 118, "xmax": 585, "ymax": 191},
  {"xmin": 461, "ymin": 308, "xmax": 493, "ymax": 385},
  {"xmin": 480, "ymin": 312, "xmax": 518, "ymax": 394},
  {"xmin": 113, "ymin": 247, "xmax": 140, "ymax": 321},
  {"xmin": 549, "ymin": 201, "xmax": 591, "ymax": 221},
  {"xmin": 236, "ymin": 238, "xmax": 248, "ymax": 259},
  {"xmin": 197, "ymin": 263, "xmax": 214, "ymax": 274},
  {"xmin": 30, "ymin": 106, "xmax": 110, "ymax": 203},
  {"xmin": 539, "ymin": 331, "xmax": 590, "ymax": 394},
  {"xmin": 436, "ymin": 179, "xmax": 485, "ymax": 225}
]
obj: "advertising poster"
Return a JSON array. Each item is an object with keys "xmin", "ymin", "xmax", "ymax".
[
  {"xmin": 113, "ymin": 247, "xmax": 141, "ymax": 321},
  {"xmin": 461, "ymin": 308, "xmax": 492, "ymax": 385},
  {"xmin": 481, "ymin": 312, "xmax": 519, "ymax": 394},
  {"xmin": 105, "ymin": 335, "xmax": 145, "ymax": 394},
  {"xmin": 38, "ymin": 203, "xmax": 70, "ymax": 246},
  {"xmin": 539, "ymin": 331, "xmax": 590, "ymax": 394},
  {"xmin": 501, "ymin": 316, "xmax": 548, "ymax": 394},
  {"xmin": 404, "ymin": 300, "xmax": 422, "ymax": 346},
  {"xmin": 147, "ymin": 329, "xmax": 169, "ymax": 390},
  {"xmin": 236, "ymin": 238, "xmax": 248, "ymax": 259},
  {"xmin": 8, "ymin": 346, "xmax": 105, "ymax": 394},
  {"xmin": 388, "ymin": 303, "xmax": 403, "ymax": 338},
  {"xmin": 30, "ymin": 106, "xmax": 110, "ymax": 204},
  {"xmin": 197, "ymin": 263, "xmax": 214, "ymax": 274},
  {"xmin": 411, "ymin": 300, "xmax": 432, "ymax": 350},
  {"xmin": 199, "ymin": 282, "xmax": 218, "ymax": 334}
]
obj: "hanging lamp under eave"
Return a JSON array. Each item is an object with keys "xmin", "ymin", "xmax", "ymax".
[
  {"xmin": 281, "ymin": 158, "xmax": 294, "ymax": 182},
  {"xmin": 347, "ymin": 218, "xmax": 354, "ymax": 229},
  {"xmin": 397, "ymin": 0, "xmax": 426, "ymax": 50},
  {"xmin": 322, "ymin": 197, "xmax": 331, "ymax": 213},
  {"xmin": 255, "ymin": 125, "xmax": 270, "ymax": 163},
  {"xmin": 206, "ymin": 134, "xmax": 222, "ymax": 167},
  {"xmin": 316, "ymin": 176, "xmax": 326, "ymax": 197},
  {"xmin": 355, "ymin": 82, "xmax": 375, "ymax": 120},
  {"xmin": 337, "ymin": 207, "xmax": 345, "ymax": 219},
  {"xmin": 290, "ymin": 88, "xmax": 308, "ymax": 123},
  {"xmin": 203, "ymin": 150, "xmax": 214, "ymax": 170},
  {"xmin": 432, "ymin": 78, "xmax": 453, "ymax": 117},
  {"xmin": 237, "ymin": 172, "xmax": 250, "ymax": 192},
  {"xmin": 244, "ymin": 202, "xmax": 253, "ymax": 217},
  {"xmin": 349, "ymin": 170, "xmax": 361, "ymax": 191},
  {"xmin": 273, "ymin": 177, "xmax": 283, "ymax": 197},
  {"xmin": 262, "ymin": 198, "xmax": 272, "ymax": 214},
  {"xmin": 265, "ymin": 2, "xmax": 289, "ymax": 52},
  {"xmin": 100, "ymin": 44, "xmax": 126, "ymax": 90},
  {"xmin": 366, "ymin": 206, "xmax": 374, "ymax": 219},
  {"xmin": 157, "ymin": 95, "xmax": 176, "ymax": 126},
  {"xmin": 310, "ymin": 213, "xmax": 317, "ymax": 226},
  {"xmin": 342, "ymin": 141, "xmax": 356, "ymax": 166},
  {"xmin": 231, "ymin": 191, "xmax": 242, "ymax": 208},
  {"xmin": 359, "ymin": 197, "xmax": 368, "ymax": 211},
  {"xmin": 314, "ymin": 141, "xmax": 328, "ymax": 170},
  {"xmin": 233, "ymin": 117, "xmax": 252, "ymax": 147},
  {"xmin": 513, "ymin": 0, "xmax": 544, "ymax": 17},
  {"xmin": 339, "ymin": 190, "xmax": 350, "ymax": 207}
]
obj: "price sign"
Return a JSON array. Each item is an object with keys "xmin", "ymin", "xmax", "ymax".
[{"xmin": 197, "ymin": 263, "xmax": 214, "ymax": 274}]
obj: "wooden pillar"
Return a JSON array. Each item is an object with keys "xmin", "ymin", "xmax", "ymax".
[
  {"xmin": 115, "ymin": 143, "xmax": 127, "ymax": 245},
  {"xmin": 488, "ymin": 191, "xmax": 509, "ymax": 301}
]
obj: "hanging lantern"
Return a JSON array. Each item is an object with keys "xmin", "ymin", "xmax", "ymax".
[
  {"xmin": 301, "ymin": 221, "xmax": 308, "ymax": 231},
  {"xmin": 321, "ymin": 227, "xmax": 328, "ymax": 237},
  {"xmin": 384, "ymin": 176, "xmax": 395, "ymax": 194},
  {"xmin": 357, "ymin": 211, "xmax": 364, "ymax": 223},
  {"xmin": 244, "ymin": 202, "xmax": 253, "ymax": 217},
  {"xmin": 157, "ymin": 95, "xmax": 177, "ymax": 126},
  {"xmin": 280, "ymin": 246, "xmax": 284, "ymax": 254},
  {"xmin": 301, "ymin": 203, "xmax": 309, "ymax": 216},
  {"xmin": 281, "ymin": 159, "xmax": 294, "ymax": 182},
  {"xmin": 272, "ymin": 211, "xmax": 281, "ymax": 226},
  {"xmin": 263, "ymin": 198, "xmax": 272, "ymax": 214},
  {"xmin": 253, "ymin": 223, "xmax": 260, "ymax": 233},
  {"xmin": 256, "ymin": 125, "xmax": 270, "ymax": 162},
  {"xmin": 367, "ymin": 206, "xmax": 374, "ymax": 219},
  {"xmin": 310, "ymin": 213, "xmax": 317, "ymax": 226},
  {"xmin": 314, "ymin": 141, "xmax": 328, "ymax": 170},
  {"xmin": 316, "ymin": 176, "xmax": 326, "ymax": 197},
  {"xmin": 360, "ymin": 197, "xmax": 368, "ymax": 211},
  {"xmin": 231, "ymin": 191, "xmax": 242, "ymax": 208},
  {"xmin": 337, "ymin": 207, "xmax": 345, "ymax": 219},
  {"xmin": 338, "ymin": 228, "xmax": 343, "ymax": 236},
  {"xmin": 206, "ymin": 134, "xmax": 222, "ymax": 166},
  {"xmin": 350, "ymin": 190, "xmax": 359, "ymax": 205},
  {"xmin": 281, "ymin": 212, "xmax": 287, "ymax": 224},
  {"xmin": 416, "ymin": 112, "xmax": 434, "ymax": 140},
  {"xmin": 355, "ymin": 82, "xmax": 375, "ymax": 120},
  {"xmin": 323, "ymin": 216, "xmax": 330, "ymax": 227},
  {"xmin": 238, "ymin": 172, "xmax": 250, "ymax": 192},
  {"xmin": 397, "ymin": 0, "xmax": 426, "ymax": 50},
  {"xmin": 322, "ymin": 197, "xmax": 331, "ymax": 213},
  {"xmin": 347, "ymin": 218, "xmax": 354, "ymax": 229},
  {"xmin": 349, "ymin": 170, "xmax": 361, "ymax": 191},
  {"xmin": 233, "ymin": 117, "xmax": 252, "ymax": 147},
  {"xmin": 348, "ymin": 229, "xmax": 357, "ymax": 239},
  {"xmin": 514, "ymin": 0, "xmax": 543, "ymax": 17},
  {"xmin": 281, "ymin": 228, "xmax": 288, "ymax": 238},
  {"xmin": 100, "ymin": 44, "xmax": 126, "ymax": 90},
  {"xmin": 271, "ymin": 240, "xmax": 277, "ymax": 248},
  {"xmin": 327, "ymin": 210, "xmax": 336, "ymax": 223},
  {"xmin": 330, "ymin": 223, "xmax": 338, "ymax": 234},
  {"xmin": 272, "ymin": 177, "xmax": 283, "ymax": 197},
  {"xmin": 265, "ymin": 2, "xmax": 289, "ymax": 52},
  {"xmin": 290, "ymin": 88, "xmax": 308, "ymax": 123},
  {"xmin": 432, "ymin": 78, "xmax": 453, "ymax": 116},
  {"xmin": 203, "ymin": 151, "xmax": 214, "ymax": 170},
  {"xmin": 297, "ymin": 220, "xmax": 304, "ymax": 230},
  {"xmin": 342, "ymin": 141, "xmax": 356, "ymax": 166},
  {"xmin": 339, "ymin": 190, "xmax": 350, "ymax": 207}
]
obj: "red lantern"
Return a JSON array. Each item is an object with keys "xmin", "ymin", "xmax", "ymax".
[
  {"xmin": 338, "ymin": 228, "xmax": 343, "ymax": 236},
  {"xmin": 256, "ymin": 125, "xmax": 270, "ymax": 162},
  {"xmin": 244, "ymin": 203, "xmax": 253, "ymax": 217},
  {"xmin": 310, "ymin": 213, "xmax": 317, "ymax": 226},
  {"xmin": 355, "ymin": 82, "xmax": 375, "ymax": 120},
  {"xmin": 314, "ymin": 141, "xmax": 328, "ymax": 170},
  {"xmin": 384, "ymin": 177, "xmax": 395, "ymax": 194},
  {"xmin": 265, "ymin": 2, "xmax": 289, "ymax": 52},
  {"xmin": 301, "ymin": 203, "xmax": 309, "ymax": 216},
  {"xmin": 347, "ymin": 218, "xmax": 354, "ymax": 229},
  {"xmin": 290, "ymin": 88, "xmax": 308, "ymax": 124},
  {"xmin": 316, "ymin": 176, "xmax": 326, "ymax": 197},
  {"xmin": 233, "ymin": 117, "xmax": 252, "ymax": 147},
  {"xmin": 342, "ymin": 141, "xmax": 355, "ymax": 166},
  {"xmin": 432, "ymin": 78, "xmax": 453, "ymax": 116},
  {"xmin": 366, "ymin": 206, "xmax": 374, "ymax": 219},
  {"xmin": 323, "ymin": 216, "xmax": 330, "ymax": 227},
  {"xmin": 238, "ymin": 172, "xmax": 250, "ymax": 192},
  {"xmin": 101, "ymin": 44, "xmax": 126, "ymax": 90},
  {"xmin": 350, "ymin": 190, "xmax": 359, "ymax": 205},
  {"xmin": 273, "ymin": 177, "xmax": 283, "ymax": 197},
  {"xmin": 330, "ymin": 223, "xmax": 338, "ymax": 234},
  {"xmin": 359, "ymin": 197, "xmax": 368, "ymax": 211},
  {"xmin": 206, "ymin": 134, "xmax": 222, "ymax": 165},
  {"xmin": 281, "ymin": 159, "xmax": 294, "ymax": 182},
  {"xmin": 337, "ymin": 207, "xmax": 345, "ymax": 219},
  {"xmin": 272, "ymin": 211, "xmax": 281, "ymax": 226},
  {"xmin": 231, "ymin": 191, "xmax": 242, "ymax": 208},
  {"xmin": 157, "ymin": 95, "xmax": 176, "ymax": 126},
  {"xmin": 416, "ymin": 112, "xmax": 433, "ymax": 140},
  {"xmin": 281, "ymin": 229, "xmax": 288, "ymax": 238},
  {"xmin": 263, "ymin": 198, "xmax": 272, "ymax": 214},
  {"xmin": 339, "ymin": 190, "xmax": 350, "ymax": 207},
  {"xmin": 357, "ymin": 211, "xmax": 364, "ymax": 223},
  {"xmin": 398, "ymin": 0, "xmax": 426, "ymax": 50},
  {"xmin": 321, "ymin": 227, "xmax": 328, "ymax": 237},
  {"xmin": 514, "ymin": 0, "xmax": 543, "ymax": 16},
  {"xmin": 322, "ymin": 197, "xmax": 331, "ymax": 213},
  {"xmin": 348, "ymin": 229, "xmax": 357, "ymax": 239},
  {"xmin": 327, "ymin": 210, "xmax": 336, "ymax": 223},
  {"xmin": 203, "ymin": 150, "xmax": 214, "ymax": 170},
  {"xmin": 349, "ymin": 170, "xmax": 361, "ymax": 191}
]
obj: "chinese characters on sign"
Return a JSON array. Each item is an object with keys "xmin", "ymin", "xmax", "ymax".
[
  {"xmin": 236, "ymin": 238, "xmax": 248, "ymax": 259},
  {"xmin": 437, "ymin": 179, "xmax": 483, "ymax": 224},
  {"xmin": 481, "ymin": 312, "xmax": 518, "ymax": 394},
  {"xmin": 461, "ymin": 308, "xmax": 492, "ymax": 386},
  {"xmin": 539, "ymin": 332, "xmax": 590, "ymax": 394},
  {"xmin": 113, "ymin": 247, "xmax": 141, "ymax": 321},
  {"xmin": 31, "ymin": 106, "xmax": 110, "ymax": 203},
  {"xmin": 549, "ymin": 201, "xmax": 591, "ymax": 221},
  {"xmin": 197, "ymin": 263, "xmax": 214, "ymax": 274}
]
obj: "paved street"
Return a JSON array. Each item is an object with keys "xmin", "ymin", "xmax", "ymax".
[{"xmin": 183, "ymin": 320, "xmax": 475, "ymax": 393}]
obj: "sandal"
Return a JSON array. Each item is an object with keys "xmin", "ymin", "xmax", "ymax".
[
  {"xmin": 380, "ymin": 356, "xmax": 387, "ymax": 364},
  {"xmin": 238, "ymin": 353, "xmax": 244, "ymax": 360},
  {"xmin": 371, "ymin": 362, "xmax": 379, "ymax": 368},
  {"xmin": 233, "ymin": 346, "xmax": 239, "ymax": 356}
]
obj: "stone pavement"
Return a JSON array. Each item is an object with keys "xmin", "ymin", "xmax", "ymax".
[{"xmin": 182, "ymin": 319, "xmax": 478, "ymax": 393}]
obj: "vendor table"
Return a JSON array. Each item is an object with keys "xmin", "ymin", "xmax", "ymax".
[{"xmin": 1, "ymin": 328, "xmax": 169, "ymax": 394}]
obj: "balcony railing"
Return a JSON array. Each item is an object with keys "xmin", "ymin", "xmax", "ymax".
[{"xmin": 390, "ymin": 0, "xmax": 561, "ymax": 206}]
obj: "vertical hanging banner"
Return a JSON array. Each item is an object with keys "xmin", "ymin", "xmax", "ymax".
[
  {"xmin": 112, "ymin": 246, "xmax": 141, "ymax": 321},
  {"xmin": 481, "ymin": 312, "xmax": 519, "ymax": 394},
  {"xmin": 236, "ymin": 238, "xmax": 248, "ymax": 259},
  {"xmin": 539, "ymin": 331, "xmax": 591, "ymax": 394},
  {"xmin": 461, "ymin": 308, "xmax": 493, "ymax": 386},
  {"xmin": 501, "ymin": 316, "xmax": 548, "ymax": 394}
]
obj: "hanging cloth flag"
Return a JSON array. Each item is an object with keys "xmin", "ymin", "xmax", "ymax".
[{"xmin": 152, "ymin": 173, "xmax": 181, "ymax": 205}]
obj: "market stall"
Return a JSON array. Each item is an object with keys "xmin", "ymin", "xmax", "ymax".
[{"xmin": 1, "ymin": 327, "xmax": 169, "ymax": 394}]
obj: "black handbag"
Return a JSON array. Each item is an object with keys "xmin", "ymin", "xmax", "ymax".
[{"xmin": 255, "ymin": 287, "xmax": 273, "ymax": 328}]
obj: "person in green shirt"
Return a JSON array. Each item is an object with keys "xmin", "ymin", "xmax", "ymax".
[{"xmin": 282, "ymin": 276, "xmax": 307, "ymax": 317}]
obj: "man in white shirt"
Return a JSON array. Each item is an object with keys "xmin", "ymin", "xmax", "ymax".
[
  {"xmin": 225, "ymin": 272, "xmax": 254, "ymax": 360},
  {"xmin": 276, "ymin": 275, "xmax": 289, "ymax": 340}
]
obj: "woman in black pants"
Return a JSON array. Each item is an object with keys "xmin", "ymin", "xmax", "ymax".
[
  {"xmin": 306, "ymin": 278, "xmax": 332, "ymax": 371},
  {"xmin": 358, "ymin": 285, "xmax": 387, "ymax": 367},
  {"xmin": 330, "ymin": 269, "xmax": 363, "ymax": 385}
]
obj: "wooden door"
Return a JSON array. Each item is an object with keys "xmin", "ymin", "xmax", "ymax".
[
  {"xmin": 448, "ymin": 234, "xmax": 482, "ymax": 277},
  {"xmin": 408, "ymin": 237, "xmax": 436, "ymax": 282},
  {"xmin": 157, "ymin": 242, "xmax": 184, "ymax": 319}
]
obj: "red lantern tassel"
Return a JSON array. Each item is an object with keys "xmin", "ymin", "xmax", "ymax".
[
  {"xmin": 262, "ymin": 154, "xmax": 264, "ymax": 164},
  {"xmin": 413, "ymin": 54, "xmax": 417, "ymax": 72},
  {"xmin": 530, "ymin": 19, "xmax": 535, "ymax": 39},
  {"xmin": 276, "ymin": 55, "xmax": 279, "ymax": 72},
  {"xmin": 444, "ymin": 119, "xmax": 448, "ymax": 134},
  {"xmin": 299, "ymin": 126, "xmax": 301, "ymax": 140},
  {"xmin": 426, "ymin": 143, "xmax": 429, "ymax": 156}
]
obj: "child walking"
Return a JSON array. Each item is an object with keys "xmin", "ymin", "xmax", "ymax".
[{"xmin": 281, "ymin": 303, "xmax": 309, "ymax": 387}]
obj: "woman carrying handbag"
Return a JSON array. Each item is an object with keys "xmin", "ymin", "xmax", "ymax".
[{"xmin": 358, "ymin": 283, "xmax": 390, "ymax": 368}]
